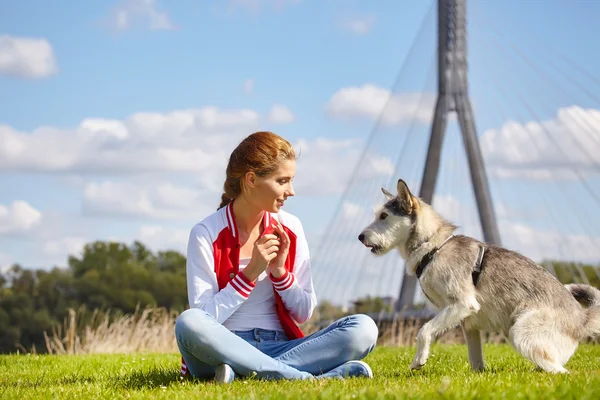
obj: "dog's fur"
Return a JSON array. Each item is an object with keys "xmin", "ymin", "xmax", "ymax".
[{"xmin": 358, "ymin": 178, "xmax": 600, "ymax": 374}]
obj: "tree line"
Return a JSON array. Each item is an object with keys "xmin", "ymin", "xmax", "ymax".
[
  {"xmin": 0, "ymin": 241, "xmax": 187, "ymax": 354},
  {"xmin": 0, "ymin": 239, "xmax": 598, "ymax": 354}
]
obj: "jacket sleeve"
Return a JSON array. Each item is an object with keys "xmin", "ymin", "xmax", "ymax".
[
  {"xmin": 269, "ymin": 218, "xmax": 318, "ymax": 323},
  {"xmin": 186, "ymin": 223, "xmax": 255, "ymax": 323}
]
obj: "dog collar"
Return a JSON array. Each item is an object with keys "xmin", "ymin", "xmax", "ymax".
[{"xmin": 415, "ymin": 234, "xmax": 455, "ymax": 279}]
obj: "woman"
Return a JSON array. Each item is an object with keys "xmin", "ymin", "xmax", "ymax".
[{"xmin": 175, "ymin": 131, "xmax": 378, "ymax": 383}]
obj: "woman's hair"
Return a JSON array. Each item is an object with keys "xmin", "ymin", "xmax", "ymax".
[{"xmin": 218, "ymin": 131, "xmax": 296, "ymax": 210}]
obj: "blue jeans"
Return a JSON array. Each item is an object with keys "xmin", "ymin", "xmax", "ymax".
[{"xmin": 175, "ymin": 308, "xmax": 379, "ymax": 380}]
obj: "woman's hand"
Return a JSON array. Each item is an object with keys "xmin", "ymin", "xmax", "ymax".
[
  {"xmin": 268, "ymin": 221, "xmax": 290, "ymax": 278},
  {"xmin": 241, "ymin": 234, "xmax": 280, "ymax": 282}
]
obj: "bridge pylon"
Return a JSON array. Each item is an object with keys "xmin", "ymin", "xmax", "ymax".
[{"xmin": 396, "ymin": 0, "xmax": 502, "ymax": 311}]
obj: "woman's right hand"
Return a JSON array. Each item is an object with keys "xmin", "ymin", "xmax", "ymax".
[{"xmin": 241, "ymin": 234, "xmax": 280, "ymax": 282}]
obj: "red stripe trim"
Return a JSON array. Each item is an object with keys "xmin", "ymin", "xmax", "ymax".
[
  {"xmin": 226, "ymin": 204, "xmax": 236, "ymax": 238},
  {"xmin": 272, "ymin": 274, "xmax": 291, "ymax": 287},
  {"xmin": 230, "ymin": 273, "xmax": 256, "ymax": 298},
  {"xmin": 234, "ymin": 275, "xmax": 254, "ymax": 293},
  {"xmin": 271, "ymin": 272, "xmax": 295, "ymax": 291},
  {"xmin": 278, "ymin": 274, "xmax": 294, "ymax": 291},
  {"xmin": 230, "ymin": 278, "xmax": 250, "ymax": 298},
  {"xmin": 269, "ymin": 270, "xmax": 289, "ymax": 283},
  {"xmin": 238, "ymin": 270, "xmax": 257, "ymax": 287}
]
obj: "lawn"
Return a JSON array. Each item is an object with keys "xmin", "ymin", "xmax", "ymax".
[{"xmin": 1, "ymin": 344, "xmax": 599, "ymax": 399}]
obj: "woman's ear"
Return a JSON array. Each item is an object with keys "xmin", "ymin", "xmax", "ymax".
[{"xmin": 244, "ymin": 171, "xmax": 257, "ymax": 189}]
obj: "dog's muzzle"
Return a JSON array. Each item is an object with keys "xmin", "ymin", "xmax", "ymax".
[{"xmin": 358, "ymin": 233, "xmax": 382, "ymax": 254}]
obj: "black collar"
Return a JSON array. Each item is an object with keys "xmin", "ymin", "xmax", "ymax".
[{"xmin": 415, "ymin": 235, "xmax": 455, "ymax": 279}]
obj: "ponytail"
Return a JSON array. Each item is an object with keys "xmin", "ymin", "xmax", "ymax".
[
  {"xmin": 217, "ymin": 175, "xmax": 241, "ymax": 210},
  {"xmin": 218, "ymin": 193, "xmax": 232, "ymax": 210}
]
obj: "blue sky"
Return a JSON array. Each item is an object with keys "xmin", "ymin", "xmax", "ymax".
[{"xmin": 1, "ymin": 0, "xmax": 600, "ymax": 304}]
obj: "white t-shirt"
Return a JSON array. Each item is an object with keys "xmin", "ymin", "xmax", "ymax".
[{"xmin": 222, "ymin": 257, "xmax": 284, "ymax": 332}]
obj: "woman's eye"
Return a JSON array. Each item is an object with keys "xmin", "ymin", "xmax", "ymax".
[{"xmin": 380, "ymin": 212, "xmax": 388, "ymax": 220}]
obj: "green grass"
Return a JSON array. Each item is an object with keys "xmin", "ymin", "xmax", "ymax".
[{"xmin": 1, "ymin": 344, "xmax": 599, "ymax": 399}]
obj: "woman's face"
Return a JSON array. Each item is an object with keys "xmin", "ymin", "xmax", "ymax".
[{"xmin": 246, "ymin": 159, "xmax": 296, "ymax": 213}]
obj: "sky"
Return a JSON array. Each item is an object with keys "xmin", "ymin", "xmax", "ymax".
[{"xmin": 1, "ymin": 0, "xmax": 600, "ymax": 305}]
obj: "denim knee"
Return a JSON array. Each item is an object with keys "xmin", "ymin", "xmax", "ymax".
[
  {"xmin": 346, "ymin": 314, "xmax": 379, "ymax": 356},
  {"xmin": 175, "ymin": 308, "xmax": 213, "ymax": 344}
]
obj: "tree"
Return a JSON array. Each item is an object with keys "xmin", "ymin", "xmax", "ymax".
[{"xmin": 0, "ymin": 240, "xmax": 189, "ymax": 354}]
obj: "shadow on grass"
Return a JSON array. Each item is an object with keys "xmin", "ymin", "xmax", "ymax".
[
  {"xmin": 114, "ymin": 368, "xmax": 184, "ymax": 389},
  {"xmin": 384, "ymin": 362, "xmax": 535, "ymax": 379}
]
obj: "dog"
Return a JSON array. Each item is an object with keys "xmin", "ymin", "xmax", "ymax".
[{"xmin": 358, "ymin": 178, "xmax": 600, "ymax": 374}]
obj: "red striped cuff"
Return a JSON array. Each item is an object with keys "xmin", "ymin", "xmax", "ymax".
[
  {"xmin": 230, "ymin": 272, "xmax": 256, "ymax": 298},
  {"xmin": 269, "ymin": 270, "xmax": 295, "ymax": 291},
  {"xmin": 181, "ymin": 356, "xmax": 189, "ymax": 376}
]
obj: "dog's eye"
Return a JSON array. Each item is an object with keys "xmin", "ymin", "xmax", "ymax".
[{"xmin": 380, "ymin": 212, "xmax": 388, "ymax": 220}]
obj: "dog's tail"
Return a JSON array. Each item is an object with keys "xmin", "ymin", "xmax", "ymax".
[{"xmin": 565, "ymin": 283, "xmax": 600, "ymax": 338}]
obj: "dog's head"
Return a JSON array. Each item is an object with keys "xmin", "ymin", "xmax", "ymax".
[{"xmin": 358, "ymin": 179, "xmax": 419, "ymax": 256}]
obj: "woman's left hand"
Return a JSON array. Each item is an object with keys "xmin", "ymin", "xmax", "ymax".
[{"xmin": 268, "ymin": 221, "xmax": 290, "ymax": 278}]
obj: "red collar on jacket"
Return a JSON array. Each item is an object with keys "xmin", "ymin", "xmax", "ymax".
[{"xmin": 225, "ymin": 200, "xmax": 278, "ymax": 240}]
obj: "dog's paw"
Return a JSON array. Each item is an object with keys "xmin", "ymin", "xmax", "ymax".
[
  {"xmin": 410, "ymin": 361, "xmax": 424, "ymax": 370},
  {"xmin": 410, "ymin": 359, "xmax": 426, "ymax": 370}
]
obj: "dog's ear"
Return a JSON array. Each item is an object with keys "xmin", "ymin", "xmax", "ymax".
[
  {"xmin": 381, "ymin": 187, "xmax": 394, "ymax": 201},
  {"xmin": 396, "ymin": 179, "xmax": 413, "ymax": 209}
]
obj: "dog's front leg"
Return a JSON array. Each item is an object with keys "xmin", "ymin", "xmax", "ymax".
[
  {"xmin": 411, "ymin": 301, "xmax": 480, "ymax": 370},
  {"xmin": 461, "ymin": 322, "xmax": 485, "ymax": 371}
]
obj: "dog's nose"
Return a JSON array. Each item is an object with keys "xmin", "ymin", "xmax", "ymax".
[{"xmin": 358, "ymin": 233, "xmax": 365, "ymax": 242}]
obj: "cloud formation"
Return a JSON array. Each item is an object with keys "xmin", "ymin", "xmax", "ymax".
[
  {"xmin": 481, "ymin": 105, "xmax": 600, "ymax": 180},
  {"xmin": 0, "ymin": 35, "xmax": 58, "ymax": 79},
  {"xmin": 0, "ymin": 201, "xmax": 43, "ymax": 236},
  {"xmin": 325, "ymin": 84, "xmax": 435, "ymax": 126}
]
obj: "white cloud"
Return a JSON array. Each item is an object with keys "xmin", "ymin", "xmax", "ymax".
[
  {"xmin": 243, "ymin": 79, "xmax": 254, "ymax": 95},
  {"xmin": 107, "ymin": 0, "xmax": 175, "ymax": 32},
  {"xmin": 481, "ymin": 105, "xmax": 600, "ymax": 180},
  {"xmin": 267, "ymin": 104, "xmax": 295, "ymax": 124},
  {"xmin": 0, "ymin": 102, "xmax": 385, "ymax": 199},
  {"xmin": 501, "ymin": 221, "xmax": 600, "ymax": 265},
  {"xmin": 340, "ymin": 15, "xmax": 375, "ymax": 35},
  {"xmin": 137, "ymin": 225, "xmax": 189, "ymax": 254},
  {"xmin": 293, "ymin": 137, "xmax": 394, "ymax": 195},
  {"xmin": 0, "ymin": 35, "xmax": 58, "ymax": 79},
  {"xmin": 0, "ymin": 106, "xmax": 266, "ymax": 174},
  {"xmin": 82, "ymin": 181, "xmax": 215, "ymax": 220},
  {"xmin": 0, "ymin": 201, "xmax": 43, "ymax": 236},
  {"xmin": 325, "ymin": 84, "xmax": 435, "ymax": 126}
]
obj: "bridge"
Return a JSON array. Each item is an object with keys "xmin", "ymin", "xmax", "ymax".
[{"xmin": 310, "ymin": 0, "xmax": 600, "ymax": 313}]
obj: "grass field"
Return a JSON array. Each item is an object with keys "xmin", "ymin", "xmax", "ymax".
[{"xmin": 1, "ymin": 344, "xmax": 599, "ymax": 399}]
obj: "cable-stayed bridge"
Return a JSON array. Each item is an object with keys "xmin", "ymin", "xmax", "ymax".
[{"xmin": 311, "ymin": 0, "xmax": 600, "ymax": 311}]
